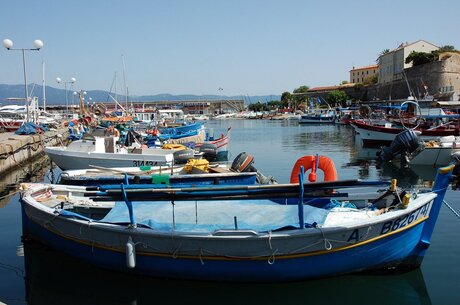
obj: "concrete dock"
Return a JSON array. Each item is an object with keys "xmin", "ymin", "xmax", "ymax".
[{"xmin": 0, "ymin": 128, "xmax": 69, "ymax": 175}]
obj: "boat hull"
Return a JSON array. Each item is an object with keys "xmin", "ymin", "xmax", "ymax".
[
  {"xmin": 22, "ymin": 215, "xmax": 428, "ymax": 281},
  {"xmin": 410, "ymin": 147, "xmax": 459, "ymax": 166},
  {"xmin": 351, "ymin": 120, "xmax": 460, "ymax": 145},
  {"xmin": 59, "ymin": 171, "xmax": 257, "ymax": 186},
  {"xmin": 299, "ymin": 116, "xmax": 335, "ymax": 124},
  {"xmin": 21, "ymin": 192, "xmax": 438, "ymax": 282},
  {"xmin": 45, "ymin": 147, "xmax": 174, "ymax": 170}
]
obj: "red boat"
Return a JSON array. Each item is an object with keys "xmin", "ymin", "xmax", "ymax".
[{"xmin": 351, "ymin": 119, "xmax": 460, "ymax": 145}]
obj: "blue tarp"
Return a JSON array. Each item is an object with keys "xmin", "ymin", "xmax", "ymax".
[
  {"xmin": 101, "ymin": 199, "xmax": 331, "ymax": 232},
  {"xmin": 15, "ymin": 122, "xmax": 39, "ymax": 135}
]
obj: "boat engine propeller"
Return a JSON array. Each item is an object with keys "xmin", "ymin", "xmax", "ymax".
[
  {"xmin": 231, "ymin": 152, "xmax": 277, "ymax": 184},
  {"xmin": 377, "ymin": 129, "xmax": 420, "ymax": 166}
]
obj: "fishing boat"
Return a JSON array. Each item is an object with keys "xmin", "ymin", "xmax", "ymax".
[
  {"xmin": 58, "ymin": 152, "xmax": 274, "ymax": 186},
  {"xmin": 44, "ymin": 133, "xmax": 176, "ymax": 170},
  {"xmin": 157, "ymin": 122, "xmax": 205, "ymax": 141},
  {"xmin": 299, "ymin": 109, "xmax": 336, "ymax": 124},
  {"xmin": 19, "ymin": 155, "xmax": 454, "ymax": 282},
  {"xmin": 351, "ymin": 119, "xmax": 460, "ymax": 146}
]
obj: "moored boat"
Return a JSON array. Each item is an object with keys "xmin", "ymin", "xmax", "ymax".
[
  {"xmin": 45, "ymin": 134, "xmax": 175, "ymax": 170},
  {"xmin": 351, "ymin": 119, "xmax": 460, "ymax": 146},
  {"xmin": 19, "ymin": 155, "xmax": 454, "ymax": 282},
  {"xmin": 299, "ymin": 109, "xmax": 336, "ymax": 124}
]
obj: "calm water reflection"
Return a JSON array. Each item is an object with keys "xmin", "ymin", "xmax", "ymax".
[
  {"xmin": 23, "ymin": 240, "xmax": 431, "ymax": 305},
  {"xmin": 1, "ymin": 119, "xmax": 459, "ymax": 305}
]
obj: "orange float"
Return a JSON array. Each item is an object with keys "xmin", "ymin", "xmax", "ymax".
[{"xmin": 290, "ymin": 155, "xmax": 338, "ymax": 183}]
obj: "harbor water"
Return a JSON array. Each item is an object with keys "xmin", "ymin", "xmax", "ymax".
[{"xmin": 1, "ymin": 119, "xmax": 459, "ymax": 305}]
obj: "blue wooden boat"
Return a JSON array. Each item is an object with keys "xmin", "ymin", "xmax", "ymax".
[
  {"xmin": 19, "ymin": 159, "xmax": 454, "ymax": 282},
  {"xmin": 59, "ymin": 168, "xmax": 257, "ymax": 186},
  {"xmin": 158, "ymin": 122, "xmax": 204, "ymax": 139},
  {"xmin": 299, "ymin": 111, "xmax": 336, "ymax": 124}
]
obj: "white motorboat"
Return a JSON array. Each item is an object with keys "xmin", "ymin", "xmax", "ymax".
[{"xmin": 45, "ymin": 134, "xmax": 175, "ymax": 170}]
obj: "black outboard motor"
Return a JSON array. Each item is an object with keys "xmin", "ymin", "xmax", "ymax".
[
  {"xmin": 199, "ymin": 143, "xmax": 218, "ymax": 162},
  {"xmin": 231, "ymin": 152, "xmax": 277, "ymax": 184},
  {"xmin": 377, "ymin": 129, "xmax": 420, "ymax": 165},
  {"xmin": 173, "ymin": 149, "xmax": 195, "ymax": 164}
]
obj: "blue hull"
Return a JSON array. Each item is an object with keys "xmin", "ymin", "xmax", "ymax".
[
  {"xmin": 21, "ymin": 208, "xmax": 428, "ymax": 282},
  {"xmin": 299, "ymin": 116, "xmax": 335, "ymax": 124},
  {"xmin": 21, "ymin": 164, "xmax": 452, "ymax": 282},
  {"xmin": 60, "ymin": 172, "xmax": 255, "ymax": 186}
]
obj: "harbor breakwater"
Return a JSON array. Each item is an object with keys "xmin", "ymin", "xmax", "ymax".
[{"xmin": 0, "ymin": 128, "xmax": 68, "ymax": 176}]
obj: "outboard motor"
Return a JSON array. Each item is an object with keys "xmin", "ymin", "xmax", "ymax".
[
  {"xmin": 173, "ymin": 149, "xmax": 195, "ymax": 164},
  {"xmin": 199, "ymin": 143, "xmax": 218, "ymax": 162},
  {"xmin": 231, "ymin": 152, "xmax": 277, "ymax": 184},
  {"xmin": 377, "ymin": 129, "xmax": 420, "ymax": 165}
]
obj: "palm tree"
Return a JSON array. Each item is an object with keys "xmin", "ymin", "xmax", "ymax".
[{"xmin": 376, "ymin": 49, "xmax": 390, "ymax": 63}]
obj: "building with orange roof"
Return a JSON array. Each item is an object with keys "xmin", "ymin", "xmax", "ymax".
[{"xmin": 349, "ymin": 64, "xmax": 379, "ymax": 84}]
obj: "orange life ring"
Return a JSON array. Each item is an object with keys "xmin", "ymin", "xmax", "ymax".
[{"xmin": 290, "ymin": 155, "xmax": 338, "ymax": 183}]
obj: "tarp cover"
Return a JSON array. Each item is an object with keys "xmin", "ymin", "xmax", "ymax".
[
  {"xmin": 15, "ymin": 122, "xmax": 38, "ymax": 135},
  {"xmin": 101, "ymin": 199, "xmax": 331, "ymax": 232}
]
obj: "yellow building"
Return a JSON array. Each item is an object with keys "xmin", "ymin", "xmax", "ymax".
[{"xmin": 349, "ymin": 64, "xmax": 379, "ymax": 84}]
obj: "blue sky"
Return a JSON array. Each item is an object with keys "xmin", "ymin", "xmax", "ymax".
[{"xmin": 1, "ymin": 0, "xmax": 459, "ymax": 96}]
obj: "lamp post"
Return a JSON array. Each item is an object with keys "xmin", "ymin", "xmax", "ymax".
[
  {"xmin": 3, "ymin": 38, "xmax": 43, "ymax": 123},
  {"xmin": 218, "ymin": 87, "xmax": 223, "ymax": 114},
  {"xmin": 56, "ymin": 77, "xmax": 76, "ymax": 118}
]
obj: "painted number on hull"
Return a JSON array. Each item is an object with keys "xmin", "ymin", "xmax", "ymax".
[
  {"xmin": 133, "ymin": 161, "xmax": 158, "ymax": 166},
  {"xmin": 347, "ymin": 203, "xmax": 430, "ymax": 243},
  {"xmin": 380, "ymin": 204, "xmax": 429, "ymax": 235}
]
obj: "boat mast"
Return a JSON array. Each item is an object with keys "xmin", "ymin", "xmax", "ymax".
[
  {"xmin": 42, "ymin": 61, "xmax": 46, "ymax": 112},
  {"xmin": 122, "ymin": 54, "xmax": 128, "ymax": 114},
  {"xmin": 115, "ymin": 72, "xmax": 118, "ymax": 112}
]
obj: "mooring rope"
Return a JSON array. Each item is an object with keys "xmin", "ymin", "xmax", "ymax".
[{"xmin": 443, "ymin": 200, "xmax": 460, "ymax": 220}]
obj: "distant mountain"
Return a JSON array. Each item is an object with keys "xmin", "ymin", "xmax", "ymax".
[{"xmin": 0, "ymin": 84, "xmax": 280, "ymax": 106}]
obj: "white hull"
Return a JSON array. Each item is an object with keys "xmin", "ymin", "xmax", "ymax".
[
  {"xmin": 352, "ymin": 124, "xmax": 398, "ymax": 143},
  {"xmin": 410, "ymin": 147, "xmax": 460, "ymax": 166},
  {"xmin": 45, "ymin": 147, "xmax": 174, "ymax": 170}
]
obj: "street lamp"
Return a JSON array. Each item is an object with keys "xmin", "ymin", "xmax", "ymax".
[
  {"xmin": 218, "ymin": 87, "xmax": 223, "ymax": 114},
  {"xmin": 3, "ymin": 38, "xmax": 43, "ymax": 122},
  {"xmin": 56, "ymin": 77, "xmax": 76, "ymax": 118}
]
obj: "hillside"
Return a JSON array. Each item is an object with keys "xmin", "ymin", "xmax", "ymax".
[{"xmin": 0, "ymin": 84, "xmax": 280, "ymax": 106}]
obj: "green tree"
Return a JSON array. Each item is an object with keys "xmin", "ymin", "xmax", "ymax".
[
  {"xmin": 405, "ymin": 50, "xmax": 438, "ymax": 66},
  {"xmin": 280, "ymin": 91, "xmax": 292, "ymax": 108},
  {"xmin": 363, "ymin": 74, "xmax": 378, "ymax": 85},
  {"xmin": 326, "ymin": 90, "xmax": 348, "ymax": 107},
  {"xmin": 439, "ymin": 45, "xmax": 456, "ymax": 52},
  {"xmin": 292, "ymin": 85, "xmax": 309, "ymax": 109},
  {"xmin": 267, "ymin": 100, "xmax": 281, "ymax": 110}
]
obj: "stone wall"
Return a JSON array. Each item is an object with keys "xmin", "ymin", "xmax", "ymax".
[
  {"xmin": 366, "ymin": 53, "xmax": 460, "ymax": 101},
  {"xmin": 0, "ymin": 128, "xmax": 68, "ymax": 175}
]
